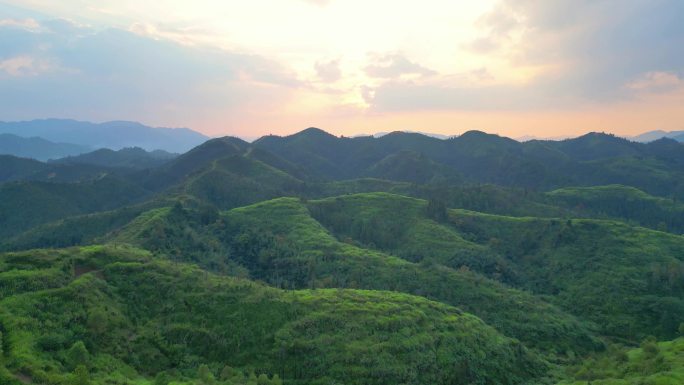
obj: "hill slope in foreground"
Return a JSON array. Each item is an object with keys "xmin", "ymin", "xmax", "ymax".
[{"xmin": 0, "ymin": 245, "xmax": 543, "ymax": 385}]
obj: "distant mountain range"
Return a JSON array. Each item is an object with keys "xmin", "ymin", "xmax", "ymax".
[
  {"xmin": 630, "ymin": 129, "xmax": 684, "ymax": 143},
  {"xmin": 0, "ymin": 119, "xmax": 209, "ymax": 153}
]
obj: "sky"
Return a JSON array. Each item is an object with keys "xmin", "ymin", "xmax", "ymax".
[{"xmin": 1, "ymin": 0, "xmax": 684, "ymax": 139}]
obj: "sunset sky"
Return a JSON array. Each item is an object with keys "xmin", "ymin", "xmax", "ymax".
[{"xmin": 1, "ymin": 0, "xmax": 684, "ymax": 139}]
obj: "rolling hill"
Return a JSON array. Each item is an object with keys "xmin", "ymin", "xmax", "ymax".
[
  {"xmin": 0, "ymin": 133, "xmax": 91, "ymax": 161},
  {"xmin": 0, "ymin": 245, "xmax": 545, "ymax": 385},
  {"xmin": 51, "ymin": 147, "xmax": 177, "ymax": 169}
]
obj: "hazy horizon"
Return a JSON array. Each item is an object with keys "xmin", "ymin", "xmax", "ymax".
[
  {"xmin": 2, "ymin": 1, "xmax": 683, "ymax": 139},
  {"xmin": 2, "ymin": 117, "xmax": 665, "ymax": 143}
]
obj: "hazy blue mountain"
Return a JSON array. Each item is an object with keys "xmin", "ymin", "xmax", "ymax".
[
  {"xmin": 0, "ymin": 133, "xmax": 91, "ymax": 161},
  {"xmin": 631, "ymin": 129, "xmax": 684, "ymax": 143},
  {"xmin": 0, "ymin": 119, "xmax": 209, "ymax": 153}
]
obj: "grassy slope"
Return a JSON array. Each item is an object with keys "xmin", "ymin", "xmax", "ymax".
[
  {"xmin": 179, "ymin": 155, "xmax": 304, "ymax": 210},
  {"xmin": 111, "ymin": 196, "xmax": 600, "ymax": 356},
  {"xmin": 0, "ymin": 245, "xmax": 543, "ymax": 385},
  {"xmin": 305, "ymin": 193, "xmax": 684, "ymax": 341},
  {"xmin": 556, "ymin": 338, "xmax": 684, "ymax": 385},
  {"xmin": 546, "ymin": 184, "xmax": 684, "ymax": 234}
]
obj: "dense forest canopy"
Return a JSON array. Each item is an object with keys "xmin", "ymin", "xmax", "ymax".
[{"xmin": 2, "ymin": 128, "xmax": 684, "ymax": 385}]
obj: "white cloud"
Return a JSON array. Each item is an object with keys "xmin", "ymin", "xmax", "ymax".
[
  {"xmin": 302, "ymin": 0, "xmax": 331, "ymax": 6},
  {"xmin": 0, "ymin": 55, "xmax": 53, "ymax": 77},
  {"xmin": 625, "ymin": 71, "xmax": 684, "ymax": 93},
  {"xmin": 364, "ymin": 53, "xmax": 436, "ymax": 79},
  {"xmin": 0, "ymin": 18, "xmax": 41, "ymax": 30}
]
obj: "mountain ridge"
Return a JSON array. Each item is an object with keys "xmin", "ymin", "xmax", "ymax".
[
  {"xmin": 0, "ymin": 119, "xmax": 209, "ymax": 153},
  {"xmin": 0, "ymin": 133, "xmax": 91, "ymax": 161}
]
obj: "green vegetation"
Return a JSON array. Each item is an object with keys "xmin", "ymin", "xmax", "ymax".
[
  {"xmin": 3, "ymin": 128, "xmax": 684, "ymax": 384},
  {"xmin": 547, "ymin": 185, "xmax": 684, "ymax": 234},
  {"xmin": 52, "ymin": 147, "xmax": 176, "ymax": 170},
  {"xmin": 0, "ymin": 245, "xmax": 543, "ymax": 385},
  {"xmin": 0, "ymin": 176, "xmax": 150, "ymax": 238},
  {"xmin": 557, "ymin": 338, "xmax": 684, "ymax": 384},
  {"xmin": 109, "ymin": 195, "xmax": 600, "ymax": 356},
  {"xmin": 307, "ymin": 193, "xmax": 684, "ymax": 340}
]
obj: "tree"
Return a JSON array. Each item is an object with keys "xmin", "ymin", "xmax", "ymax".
[
  {"xmin": 640, "ymin": 338, "xmax": 659, "ymax": 358},
  {"xmin": 257, "ymin": 374, "xmax": 270, "ymax": 385},
  {"xmin": 220, "ymin": 365, "xmax": 237, "ymax": 381},
  {"xmin": 66, "ymin": 341, "xmax": 89, "ymax": 370},
  {"xmin": 0, "ymin": 331, "xmax": 3, "ymax": 360},
  {"xmin": 426, "ymin": 198, "xmax": 448, "ymax": 222},
  {"xmin": 198, "ymin": 364, "xmax": 215, "ymax": 385},
  {"xmin": 247, "ymin": 371, "xmax": 258, "ymax": 385},
  {"xmin": 70, "ymin": 365, "xmax": 90, "ymax": 385},
  {"xmin": 154, "ymin": 372, "xmax": 170, "ymax": 385},
  {"xmin": 679, "ymin": 322, "xmax": 684, "ymax": 336},
  {"xmin": 271, "ymin": 374, "xmax": 283, "ymax": 385},
  {"xmin": 87, "ymin": 308, "xmax": 108, "ymax": 341}
]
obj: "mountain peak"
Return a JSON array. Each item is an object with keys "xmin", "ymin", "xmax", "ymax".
[
  {"xmin": 571, "ymin": 131, "xmax": 628, "ymax": 144},
  {"xmin": 293, "ymin": 127, "xmax": 336, "ymax": 138},
  {"xmin": 456, "ymin": 130, "xmax": 518, "ymax": 146}
]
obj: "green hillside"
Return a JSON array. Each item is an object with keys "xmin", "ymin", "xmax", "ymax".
[
  {"xmin": 108, "ymin": 196, "xmax": 600, "ymax": 356},
  {"xmin": 0, "ymin": 176, "xmax": 151, "ymax": 239},
  {"xmin": 0, "ymin": 245, "xmax": 544, "ymax": 385},
  {"xmin": 546, "ymin": 185, "xmax": 684, "ymax": 233},
  {"xmin": 3, "ymin": 128, "xmax": 684, "ymax": 384},
  {"xmin": 0, "ymin": 155, "xmax": 47, "ymax": 182},
  {"xmin": 306, "ymin": 193, "xmax": 684, "ymax": 341},
  {"xmin": 557, "ymin": 337, "xmax": 684, "ymax": 385}
]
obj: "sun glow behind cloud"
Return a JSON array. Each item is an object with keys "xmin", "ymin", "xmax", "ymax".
[{"xmin": 1, "ymin": 0, "xmax": 684, "ymax": 139}]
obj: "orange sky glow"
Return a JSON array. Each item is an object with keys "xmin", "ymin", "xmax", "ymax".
[{"xmin": 2, "ymin": 0, "xmax": 683, "ymax": 140}]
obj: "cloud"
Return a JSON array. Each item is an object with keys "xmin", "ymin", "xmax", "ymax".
[
  {"xmin": 0, "ymin": 17, "xmax": 301, "ymax": 127},
  {"xmin": 0, "ymin": 56, "xmax": 54, "ymax": 77},
  {"xmin": 469, "ymin": 0, "xmax": 684, "ymax": 100},
  {"xmin": 363, "ymin": 1, "xmax": 684, "ymax": 113},
  {"xmin": 625, "ymin": 71, "xmax": 684, "ymax": 93},
  {"xmin": 364, "ymin": 53, "xmax": 436, "ymax": 79},
  {"xmin": 365, "ymin": 81, "xmax": 555, "ymax": 112},
  {"xmin": 0, "ymin": 18, "xmax": 41, "ymax": 30},
  {"xmin": 314, "ymin": 59, "xmax": 342, "ymax": 82},
  {"xmin": 301, "ymin": 0, "xmax": 331, "ymax": 6},
  {"xmin": 464, "ymin": 3, "xmax": 521, "ymax": 54},
  {"xmin": 128, "ymin": 22, "xmax": 219, "ymax": 47}
]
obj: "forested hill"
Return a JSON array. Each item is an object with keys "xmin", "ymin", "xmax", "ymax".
[
  {"xmin": 1, "ymin": 127, "xmax": 684, "ymax": 385},
  {"xmin": 251, "ymin": 128, "xmax": 684, "ymax": 197}
]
